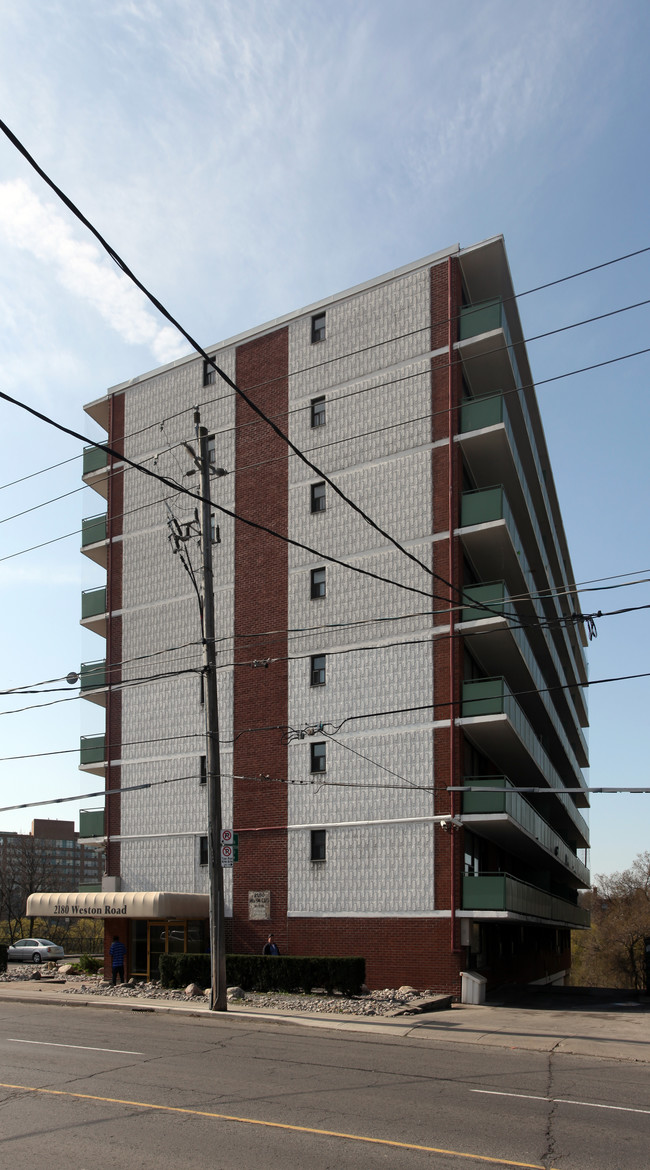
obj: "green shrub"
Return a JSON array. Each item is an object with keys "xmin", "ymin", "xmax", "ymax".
[
  {"xmin": 78, "ymin": 954, "xmax": 103, "ymax": 975},
  {"xmin": 0, "ymin": 944, "xmax": 6, "ymax": 974},
  {"xmin": 159, "ymin": 953, "xmax": 365, "ymax": 995},
  {"xmin": 159, "ymin": 953, "xmax": 211, "ymax": 989}
]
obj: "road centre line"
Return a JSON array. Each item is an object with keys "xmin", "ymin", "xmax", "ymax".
[
  {"xmin": 471, "ymin": 1089, "xmax": 650, "ymax": 1116},
  {"xmin": 0, "ymin": 1080, "xmax": 559, "ymax": 1169},
  {"xmin": 7, "ymin": 1039, "xmax": 143, "ymax": 1055}
]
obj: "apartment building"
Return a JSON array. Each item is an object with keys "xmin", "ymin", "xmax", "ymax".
[
  {"xmin": 28, "ymin": 235, "xmax": 591, "ymax": 993},
  {"xmin": 1, "ymin": 819, "xmax": 102, "ymax": 904}
]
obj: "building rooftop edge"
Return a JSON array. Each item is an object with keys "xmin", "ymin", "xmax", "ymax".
[{"xmin": 84, "ymin": 238, "xmax": 514, "ymax": 411}]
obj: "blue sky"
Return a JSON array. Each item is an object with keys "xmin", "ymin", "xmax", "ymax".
[{"xmin": 0, "ymin": 0, "xmax": 649, "ymax": 880}]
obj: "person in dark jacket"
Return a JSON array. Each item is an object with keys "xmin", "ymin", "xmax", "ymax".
[
  {"xmin": 109, "ymin": 935, "xmax": 127, "ymax": 985},
  {"xmin": 262, "ymin": 933, "xmax": 279, "ymax": 956}
]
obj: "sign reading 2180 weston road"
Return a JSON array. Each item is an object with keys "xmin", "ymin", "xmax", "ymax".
[{"xmin": 52, "ymin": 900, "xmax": 126, "ymax": 916}]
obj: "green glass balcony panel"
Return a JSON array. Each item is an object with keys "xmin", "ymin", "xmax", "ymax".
[
  {"xmin": 80, "ymin": 734, "xmax": 105, "ymax": 767},
  {"xmin": 461, "ymin": 486, "xmax": 504, "ymax": 527},
  {"xmin": 462, "ymin": 777, "xmax": 590, "ymax": 885},
  {"xmin": 461, "ymin": 581, "xmax": 507, "ymax": 623},
  {"xmin": 82, "ymin": 445, "xmax": 108, "ymax": 475},
  {"xmin": 82, "ymin": 513, "xmax": 107, "ymax": 547},
  {"xmin": 460, "ymin": 394, "xmax": 505, "ymax": 434},
  {"xmin": 459, "ymin": 299, "xmax": 507, "ymax": 341},
  {"xmin": 462, "ymin": 677, "xmax": 506, "ymax": 717},
  {"xmin": 79, "ymin": 808, "xmax": 104, "ymax": 838},
  {"xmin": 80, "ymin": 660, "xmax": 106, "ymax": 691},
  {"xmin": 78, "ymin": 883, "xmax": 102, "ymax": 893},
  {"xmin": 462, "ymin": 874, "xmax": 590, "ymax": 927},
  {"xmin": 81, "ymin": 587, "xmax": 106, "ymax": 620}
]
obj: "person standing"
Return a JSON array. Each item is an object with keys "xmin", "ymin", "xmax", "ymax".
[
  {"xmin": 109, "ymin": 935, "xmax": 127, "ymax": 985},
  {"xmin": 262, "ymin": 933, "xmax": 279, "ymax": 956}
]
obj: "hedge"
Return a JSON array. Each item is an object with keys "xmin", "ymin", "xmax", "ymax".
[{"xmin": 159, "ymin": 953, "xmax": 365, "ymax": 995}]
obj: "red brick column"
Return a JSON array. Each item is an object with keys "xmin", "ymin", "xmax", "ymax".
[
  {"xmin": 232, "ymin": 329, "xmax": 289, "ymax": 955},
  {"xmin": 431, "ymin": 260, "xmax": 464, "ymax": 989}
]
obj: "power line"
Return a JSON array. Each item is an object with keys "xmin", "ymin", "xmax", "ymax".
[{"xmin": 0, "ymin": 118, "xmax": 442, "ymax": 590}]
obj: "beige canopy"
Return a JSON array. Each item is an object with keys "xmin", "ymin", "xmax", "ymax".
[{"xmin": 25, "ymin": 891, "xmax": 209, "ymax": 919}]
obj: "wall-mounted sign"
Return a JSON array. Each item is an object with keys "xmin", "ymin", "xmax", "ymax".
[{"xmin": 248, "ymin": 890, "xmax": 271, "ymax": 920}]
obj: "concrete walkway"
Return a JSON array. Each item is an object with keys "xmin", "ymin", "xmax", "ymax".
[{"xmin": 0, "ymin": 979, "xmax": 648, "ymax": 1063}]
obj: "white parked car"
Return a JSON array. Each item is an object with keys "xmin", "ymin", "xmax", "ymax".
[{"xmin": 7, "ymin": 939, "xmax": 65, "ymax": 964}]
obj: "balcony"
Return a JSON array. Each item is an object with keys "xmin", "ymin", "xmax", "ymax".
[
  {"xmin": 458, "ymin": 395, "xmax": 589, "ymax": 725},
  {"xmin": 80, "ymin": 659, "xmax": 107, "ymax": 707},
  {"xmin": 81, "ymin": 513, "xmax": 108, "ymax": 567},
  {"xmin": 79, "ymin": 808, "xmax": 106, "ymax": 848},
  {"xmin": 462, "ymin": 873, "xmax": 590, "ymax": 928},
  {"xmin": 462, "ymin": 777, "xmax": 590, "ymax": 887},
  {"xmin": 460, "ymin": 677, "xmax": 589, "ymax": 837},
  {"xmin": 80, "ymin": 734, "xmax": 106, "ymax": 775},
  {"xmin": 459, "ymin": 583, "xmax": 588, "ymax": 774},
  {"xmin": 82, "ymin": 445, "xmax": 109, "ymax": 499},
  {"xmin": 457, "ymin": 300, "xmax": 522, "ymax": 398},
  {"xmin": 81, "ymin": 587, "xmax": 107, "ymax": 637}
]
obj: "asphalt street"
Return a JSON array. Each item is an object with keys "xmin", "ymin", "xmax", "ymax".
[{"xmin": 0, "ymin": 1000, "xmax": 648, "ymax": 1169}]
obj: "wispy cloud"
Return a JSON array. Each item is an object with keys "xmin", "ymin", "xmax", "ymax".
[{"xmin": 0, "ymin": 179, "xmax": 185, "ymax": 364}]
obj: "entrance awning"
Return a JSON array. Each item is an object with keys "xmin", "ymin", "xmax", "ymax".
[{"xmin": 26, "ymin": 891, "xmax": 209, "ymax": 919}]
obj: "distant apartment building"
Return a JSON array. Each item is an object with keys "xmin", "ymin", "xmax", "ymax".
[
  {"xmin": 1, "ymin": 819, "xmax": 102, "ymax": 907},
  {"xmin": 28, "ymin": 235, "xmax": 591, "ymax": 993}
]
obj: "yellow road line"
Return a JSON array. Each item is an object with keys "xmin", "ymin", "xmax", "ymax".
[{"xmin": 0, "ymin": 1081, "xmax": 557, "ymax": 1168}]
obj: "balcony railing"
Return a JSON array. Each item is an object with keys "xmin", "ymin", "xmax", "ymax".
[
  {"xmin": 81, "ymin": 587, "xmax": 107, "ymax": 620},
  {"xmin": 459, "ymin": 299, "xmax": 510, "ymax": 342},
  {"xmin": 82, "ymin": 445, "xmax": 108, "ymax": 476},
  {"xmin": 462, "ymin": 777, "xmax": 590, "ymax": 885},
  {"xmin": 81, "ymin": 513, "xmax": 107, "ymax": 547},
  {"xmin": 80, "ymin": 734, "xmax": 105, "ymax": 768},
  {"xmin": 79, "ymin": 808, "xmax": 105, "ymax": 838},
  {"xmin": 461, "ymin": 581, "xmax": 509, "ymax": 623},
  {"xmin": 461, "ymin": 677, "xmax": 589, "ymax": 844},
  {"xmin": 462, "ymin": 873, "xmax": 590, "ymax": 927},
  {"xmin": 80, "ymin": 660, "xmax": 106, "ymax": 692},
  {"xmin": 459, "ymin": 393, "xmax": 505, "ymax": 434}
]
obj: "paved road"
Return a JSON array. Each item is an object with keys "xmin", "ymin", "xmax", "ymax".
[{"xmin": 0, "ymin": 1000, "xmax": 648, "ymax": 1169}]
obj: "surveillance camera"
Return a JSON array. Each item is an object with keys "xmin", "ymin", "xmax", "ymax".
[{"xmin": 440, "ymin": 819, "xmax": 449, "ymax": 831}]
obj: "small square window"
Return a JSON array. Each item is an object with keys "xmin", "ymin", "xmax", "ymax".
[
  {"xmin": 311, "ymin": 829, "xmax": 326, "ymax": 861},
  {"xmin": 203, "ymin": 358, "xmax": 217, "ymax": 386},
  {"xmin": 310, "ymin": 482, "xmax": 326, "ymax": 513},
  {"xmin": 310, "ymin": 742, "xmax": 326, "ymax": 773},
  {"xmin": 311, "ymin": 654, "xmax": 326, "ymax": 686},
  {"xmin": 199, "ymin": 836, "xmax": 208, "ymax": 866},
  {"xmin": 200, "ymin": 756, "xmax": 207, "ymax": 785},
  {"xmin": 311, "ymin": 396, "xmax": 326, "ymax": 427},
  {"xmin": 311, "ymin": 313, "xmax": 326, "ymax": 343},
  {"xmin": 310, "ymin": 568, "xmax": 326, "ymax": 599}
]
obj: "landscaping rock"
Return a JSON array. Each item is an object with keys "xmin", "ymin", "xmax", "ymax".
[
  {"xmin": 227, "ymin": 986, "xmax": 245, "ymax": 1000},
  {"xmin": 185, "ymin": 982, "xmax": 206, "ymax": 998}
]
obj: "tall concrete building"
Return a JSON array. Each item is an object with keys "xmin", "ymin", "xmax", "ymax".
[{"xmin": 29, "ymin": 236, "xmax": 590, "ymax": 992}]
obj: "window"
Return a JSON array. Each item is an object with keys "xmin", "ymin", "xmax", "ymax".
[
  {"xmin": 207, "ymin": 435, "xmax": 216, "ymax": 464},
  {"xmin": 203, "ymin": 357, "xmax": 216, "ymax": 386},
  {"xmin": 199, "ymin": 836, "xmax": 208, "ymax": 866},
  {"xmin": 210, "ymin": 514, "xmax": 220, "ymax": 544},
  {"xmin": 311, "ymin": 829, "xmax": 326, "ymax": 861},
  {"xmin": 311, "ymin": 312, "xmax": 326, "ymax": 343},
  {"xmin": 310, "ymin": 654, "xmax": 326, "ymax": 686},
  {"xmin": 310, "ymin": 481, "xmax": 326, "ymax": 513},
  {"xmin": 311, "ymin": 396, "xmax": 326, "ymax": 428},
  {"xmin": 200, "ymin": 755, "xmax": 207, "ymax": 785},
  {"xmin": 310, "ymin": 742, "xmax": 326, "ymax": 773},
  {"xmin": 310, "ymin": 568, "xmax": 326, "ymax": 599}
]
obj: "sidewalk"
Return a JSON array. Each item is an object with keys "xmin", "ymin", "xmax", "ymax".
[{"xmin": 0, "ymin": 978, "xmax": 648, "ymax": 1063}]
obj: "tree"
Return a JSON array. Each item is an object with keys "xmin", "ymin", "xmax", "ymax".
[
  {"xmin": 0, "ymin": 836, "xmax": 58, "ymax": 942},
  {"xmin": 571, "ymin": 852, "xmax": 650, "ymax": 990}
]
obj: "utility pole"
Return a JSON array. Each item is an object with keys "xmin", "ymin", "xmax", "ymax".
[{"xmin": 196, "ymin": 413, "xmax": 227, "ymax": 1011}]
